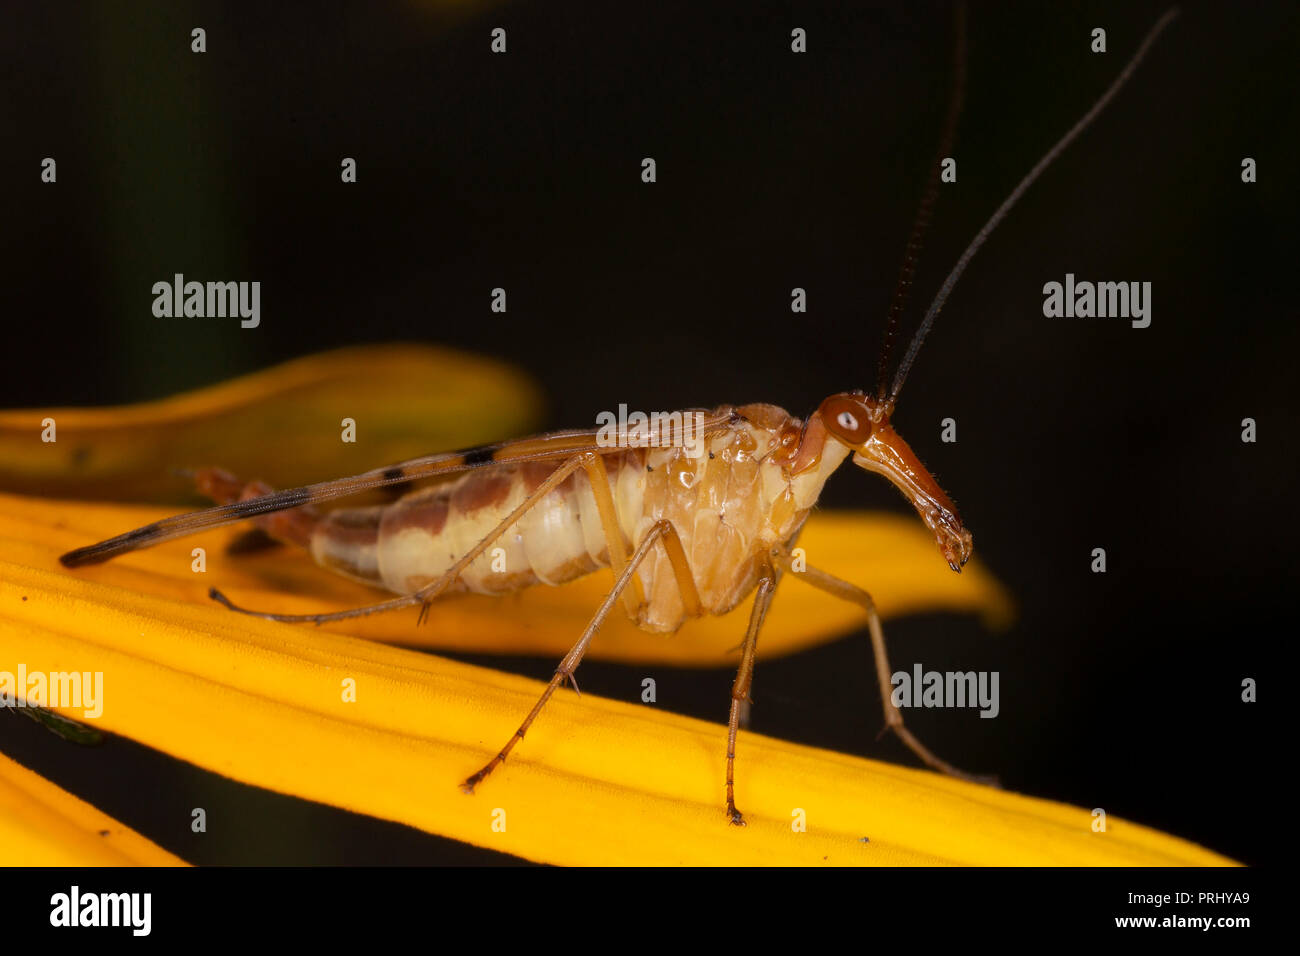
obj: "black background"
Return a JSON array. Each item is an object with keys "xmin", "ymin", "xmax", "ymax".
[{"xmin": 1, "ymin": 0, "xmax": 1294, "ymax": 866}]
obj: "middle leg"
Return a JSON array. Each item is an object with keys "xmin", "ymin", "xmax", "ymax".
[
  {"xmin": 725, "ymin": 555, "xmax": 778, "ymax": 826},
  {"xmin": 775, "ymin": 551, "xmax": 997, "ymax": 787},
  {"xmin": 460, "ymin": 519, "xmax": 683, "ymax": 793}
]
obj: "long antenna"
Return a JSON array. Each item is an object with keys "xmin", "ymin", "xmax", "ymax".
[
  {"xmin": 875, "ymin": 0, "xmax": 968, "ymax": 402},
  {"xmin": 886, "ymin": 7, "xmax": 1179, "ymax": 408}
]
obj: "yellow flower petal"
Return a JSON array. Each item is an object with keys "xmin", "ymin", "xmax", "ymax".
[
  {"xmin": 0, "ymin": 493, "xmax": 1234, "ymax": 865},
  {"xmin": 0, "ymin": 344, "xmax": 541, "ymax": 501},
  {"xmin": 17, "ymin": 487, "xmax": 1011, "ymax": 664},
  {"xmin": 0, "ymin": 752, "xmax": 186, "ymax": 866}
]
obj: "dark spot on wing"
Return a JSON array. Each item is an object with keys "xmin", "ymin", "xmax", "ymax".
[{"xmin": 253, "ymin": 487, "xmax": 311, "ymax": 512}]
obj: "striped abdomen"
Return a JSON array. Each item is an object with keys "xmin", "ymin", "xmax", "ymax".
[{"xmin": 309, "ymin": 404, "xmax": 850, "ymax": 633}]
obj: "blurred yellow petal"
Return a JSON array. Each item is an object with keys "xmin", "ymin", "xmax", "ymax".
[
  {"xmin": 0, "ymin": 493, "xmax": 1233, "ymax": 865},
  {"xmin": 0, "ymin": 752, "xmax": 186, "ymax": 866},
  {"xmin": 0, "ymin": 344, "xmax": 542, "ymax": 501}
]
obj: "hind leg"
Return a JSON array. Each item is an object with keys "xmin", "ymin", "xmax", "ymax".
[{"xmin": 193, "ymin": 467, "xmax": 320, "ymax": 548}]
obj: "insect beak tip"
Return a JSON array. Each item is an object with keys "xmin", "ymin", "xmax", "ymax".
[{"xmin": 938, "ymin": 526, "xmax": 973, "ymax": 574}]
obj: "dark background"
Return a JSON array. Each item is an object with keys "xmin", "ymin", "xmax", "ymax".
[{"xmin": 1, "ymin": 0, "xmax": 1294, "ymax": 866}]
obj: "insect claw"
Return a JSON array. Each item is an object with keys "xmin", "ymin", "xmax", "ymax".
[{"xmin": 565, "ymin": 673, "xmax": 582, "ymax": 696}]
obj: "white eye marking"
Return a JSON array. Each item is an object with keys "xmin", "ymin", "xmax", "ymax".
[{"xmin": 836, "ymin": 411, "xmax": 859, "ymax": 433}]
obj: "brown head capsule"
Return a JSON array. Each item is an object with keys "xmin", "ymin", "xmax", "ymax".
[{"xmin": 794, "ymin": 391, "xmax": 972, "ymax": 572}]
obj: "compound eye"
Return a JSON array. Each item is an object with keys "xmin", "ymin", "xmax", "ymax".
[{"xmin": 822, "ymin": 396, "xmax": 872, "ymax": 444}]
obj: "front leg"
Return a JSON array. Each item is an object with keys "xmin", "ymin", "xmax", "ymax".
[{"xmin": 775, "ymin": 551, "xmax": 998, "ymax": 787}]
